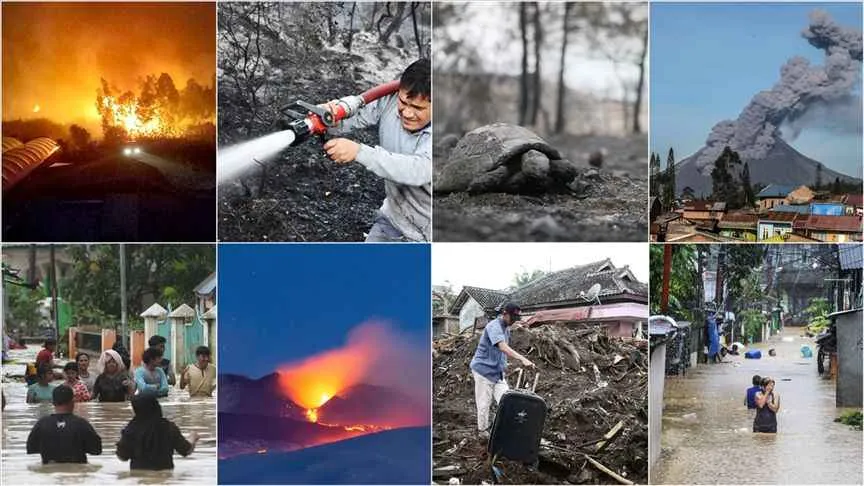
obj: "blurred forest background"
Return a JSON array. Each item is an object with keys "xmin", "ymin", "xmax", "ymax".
[
  {"xmin": 217, "ymin": 2, "xmax": 431, "ymax": 241},
  {"xmin": 434, "ymin": 1, "xmax": 647, "ymax": 140}
]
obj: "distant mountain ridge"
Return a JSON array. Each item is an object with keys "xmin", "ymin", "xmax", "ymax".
[{"xmin": 675, "ymin": 137, "xmax": 861, "ymax": 197}]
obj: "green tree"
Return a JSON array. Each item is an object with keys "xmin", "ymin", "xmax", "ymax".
[
  {"xmin": 64, "ymin": 245, "xmax": 216, "ymax": 327},
  {"xmin": 649, "ymin": 244, "xmax": 698, "ymax": 321},
  {"xmin": 711, "ymin": 146, "xmax": 741, "ymax": 207},
  {"xmin": 804, "ymin": 297, "xmax": 831, "ymax": 334},
  {"xmin": 433, "ymin": 283, "xmax": 456, "ymax": 316},
  {"xmin": 513, "ymin": 268, "xmax": 547, "ymax": 288},
  {"xmin": 815, "ymin": 163, "xmax": 823, "ymax": 190},
  {"xmin": 663, "ymin": 148, "xmax": 676, "ymax": 209}
]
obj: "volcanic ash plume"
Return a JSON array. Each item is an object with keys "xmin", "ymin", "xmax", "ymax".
[
  {"xmin": 277, "ymin": 321, "xmax": 430, "ymax": 425},
  {"xmin": 693, "ymin": 10, "xmax": 862, "ymax": 173}
]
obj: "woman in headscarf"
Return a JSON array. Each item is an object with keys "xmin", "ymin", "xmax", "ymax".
[
  {"xmin": 76, "ymin": 353, "xmax": 97, "ymax": 394},
  {"xmin": 116, "ymin": 393, "xmax": 199, "ymax": 470},
  {"xmin": 92, "ymin": 349, "xmax": 134, "ymax": 402}
]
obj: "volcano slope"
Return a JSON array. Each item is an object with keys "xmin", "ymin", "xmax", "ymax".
[
  {"xmin": 433, "ymin": 324, "xmax": 648, "ymax": 485},
  {"xmin": 675, "ymin": 137, "xmax": 861, "ymax": 197},
  {"xmin": 433, "ymin": 133, "xmax": 648, "ymax": 242}
]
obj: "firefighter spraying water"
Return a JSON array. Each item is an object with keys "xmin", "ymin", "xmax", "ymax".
[{"xmin": 216, "ymin": 80, "xmax": 401, "ymax": 185}]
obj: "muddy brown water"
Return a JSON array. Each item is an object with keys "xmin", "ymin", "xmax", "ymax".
[
  {"xmin": 653, "ymin": 330, "xmax": 862, "ymax": 484},
  {"xmin": 1, "ymin": 346, "xmax": 216, "ymax": 485}
]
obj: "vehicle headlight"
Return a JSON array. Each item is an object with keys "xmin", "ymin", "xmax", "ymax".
[
  {"xmin": 123, "ymin": 148, "xmax": 132, "ymax": 156},
  {"xmin": 134, "ymin": 147, "xmax": 141, "ymax": 154}
]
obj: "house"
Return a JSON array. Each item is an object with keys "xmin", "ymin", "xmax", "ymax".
[
  {"xmin": 194, "ymin": 272, "xmax": 216, "ymax": 314},
  {"xmin": 843, "ymin": 194, "xmax": 863, "ymax": 216},
  {"xmin": 448, "ymin": 286, "xmax": 509, "ymax": 332},
  {"xmin": 772, "ymin": 204, "xmax": 810, "ymax": 215},
  {"xmin": 796, "ymin": 215, "xmax": 862, "ymax": 242},
  {"xmin": 835, "ymin": 245, "xmax": 862, "ymax": 312},
  {"xmin": 784, "ymin": 185, "xmax": 815, "ymax": 205},
  {"xmin": 432, "ymin": 315, "xmax": 460, "ymax": 338},
  {"xmin": 717, "ymin": 212, "xmax": 758, "ymax": 241},
  {"xmin": 448, "ymin": 260, "xmax": 649, "ymax": 338},
  {"xmin": 756, "ymin": 184, "xmax": 795, "ymax": 211},
  {"xmin": 678, "ymin": 201, "xmax": 726, "ymax": 222},
  {"xmin": 757, "ymin": 212, "xmax": 798, "ymax": 241},
  {"xmin": 810, "ymin": 202, "xmax": 846, "ymax": 216}
]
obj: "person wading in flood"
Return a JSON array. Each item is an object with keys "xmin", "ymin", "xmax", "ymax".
[
  {"xmin": 134, "ymin": 347, "xmax": 169, "ymax": 397},
  {"xmin": 76, "ymin": 353, "xmax": 96, "ymax": 395},
  {"xmin": 148, "ymin": 335, "xmax": 176, "ymax": 386},
  {"xmin": 745, "ymin": 374, "xmax": 762, "ymax": 409},
  {"xmin": 92, "ymin": 349, "xmax": 134, "ymax": 402},
  {"xmin": 63, "ymin": 362, "xmax": 91, "ymax": 402},
  {"xmin": 116, "ymin": 393, "xmax": 199, "ymax": 470},
  {"xmin": 180, "ymin": 346, "xmax": 217, "ymax": 398},
  {"xmin": 26, "ymin": 385, "xmax": 103, "ymax": 464},
  {"xmin": 469, "ymin": 302, "xmax": 535, "ymax": 440},
  {"xmin": 321, "ymin": 59, "xmax": 432, "ymax": 242},
  {"xmin": 26, "ymin": 364, "xmax": 57, "ymax": 404},
  {"xmin": 27, "ymin": 338, "xmax": 63, "ymax": 384},
  {"xmin": 753, "ymin": 377, "xmax": 780, "ymax": 433}
]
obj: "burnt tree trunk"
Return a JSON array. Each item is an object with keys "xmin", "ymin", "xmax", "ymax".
[
  {"xmin": 529, "ymin": 2, "xmax": 542, "ymax": 127},
  {"xmin": 411, "ymin": 2, "xmax": 423, "ymax": 56},
  {"xmin": 519, "ymin": 3, "xmax": 529, "ymax": 126},
  {"xmin": 554, "ymin": 2, "xmax": 572, "ymax": 134},
  {"xmin": 633, "ymin": 26, "xmax": 648, "ymax": 134},
  {"xmin": 380, "ymin": 2, "xmax": 407, "ymax": 45},
  {"xmin": 346, "ymin": 2, "xmax": 357, "ymax": 52}
]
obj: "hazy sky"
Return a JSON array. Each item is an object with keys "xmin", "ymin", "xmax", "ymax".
[
  {"xmin": 651, "ymin": 2, "xmax": 863, "ymax": 177},
  {"xmin": 432, "ymin": 243, "xmax": 649, "ymax": 292},
  {"xmin": 437, "ymin": 2, "xmax": 647, "ymax": 100}
]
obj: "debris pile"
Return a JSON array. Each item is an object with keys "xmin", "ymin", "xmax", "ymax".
[{"xmin": 433, "ymin": 324, "xmax": 648, "ymax": 485}]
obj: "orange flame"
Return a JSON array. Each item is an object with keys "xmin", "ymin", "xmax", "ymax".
[{"xmin": 306, "ymin": 408, "xmax": 318, "ymax": 423}]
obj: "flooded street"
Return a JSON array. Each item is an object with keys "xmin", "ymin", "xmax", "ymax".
[
  {"xmin": 654, "ymin": 329, "xmax": 862, "ymax": 484},
  {"xmin": 2, "ymin": 346, "xmax": 216, "ymax": 485}
]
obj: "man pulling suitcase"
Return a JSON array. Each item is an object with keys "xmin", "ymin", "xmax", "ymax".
[{"xmin": 469, "ymin": 302, "xmax": 535, "ymax": 440}]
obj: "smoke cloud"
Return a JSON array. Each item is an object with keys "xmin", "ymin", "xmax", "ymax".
[
  {"xmin": 277, "ymin": 321, "xmax": 430, "ymax": 417},
  {"xmin": 694, "ymin": 10, "xmax": 862, "ymax": 173}
]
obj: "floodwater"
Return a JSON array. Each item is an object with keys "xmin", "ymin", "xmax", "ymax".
[
  {"xmin": 1, "ymin": 346, "xmax": 216, "ymax": 485},
  {"xmin": 653, "ymin": 329, "xmax": 862, "ymax": 484},
  {"xmin": 217, "ymin": 130, "xmax": 296, "ymax": 185}
]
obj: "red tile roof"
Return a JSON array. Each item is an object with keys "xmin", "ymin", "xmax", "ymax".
[
  {"xmin": 760, "ymin": 212, "xmax": 798, "ymax": 223},
  {"xmin": 845, "ymin": 194, "xmax": 863, "ymax": 207},
  {"xmin": 802, "ymin": 215, "xmax": 862, "ymax": 233}
]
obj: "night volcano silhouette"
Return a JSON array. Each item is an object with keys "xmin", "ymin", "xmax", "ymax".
[{"xmin": 217, "ymin": 244, "xmax": 431, "ymax": 485}]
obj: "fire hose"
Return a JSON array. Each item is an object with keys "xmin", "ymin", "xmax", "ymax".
[{"xmin": 280, "ymin": 79, "xmax": 401, "ymax": 146}]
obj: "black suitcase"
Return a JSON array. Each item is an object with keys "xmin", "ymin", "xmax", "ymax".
[{"xmin": 488, "ymin": 370, "xmax": 548, "ymax": 464}]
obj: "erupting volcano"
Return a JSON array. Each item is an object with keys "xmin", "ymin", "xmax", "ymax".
[{"xmin": 674, "ymin": 10, "xmax": 863, "ymax": 195}]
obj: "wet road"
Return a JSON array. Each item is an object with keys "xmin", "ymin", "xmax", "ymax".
[
  {"xmin": 2, "ymin": 346, "xmax": 216, "ymax": 485},
  {"xmin": 653, "ymin": 329, "xmax": 862, "ymax": 484}
]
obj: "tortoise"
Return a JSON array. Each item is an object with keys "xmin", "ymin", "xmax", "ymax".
[{"xmin": 434, "ymin": 123, "xmax": 579, "ymax": 195}]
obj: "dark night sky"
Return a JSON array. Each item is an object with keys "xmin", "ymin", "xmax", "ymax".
[{"xmin": 218, "ymin": 244, "xmax": 431, "ymax": 378}]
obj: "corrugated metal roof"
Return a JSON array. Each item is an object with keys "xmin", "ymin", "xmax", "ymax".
[
  {"xmin": 2, "ymin": 137, "xmax": 23, "ymax": 153},
  {"xmin": 839, "ymin": 245, "xmax": 863, "ymax": 270},
  {"xmin": 757, "ymin": 184, "xmax": 796, "ymax": 198},
  {"xmin": 2, "ymin": 137, "xmax": 59, "ymax": 191},
  {"xmin": 194, "ymin": 272, "xmax": 217, "ymax": 295},
  {"xmin": 772, "ymin": 204, "xmax": 810, "ymax": 214}
]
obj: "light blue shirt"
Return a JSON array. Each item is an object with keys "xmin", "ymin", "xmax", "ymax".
[
  {"xmin": 134, "ymin": 366, "xmax": 168, "ymax": 397},
  {"xmin": 470, "ymin": 318, "xmax": 510, "ymax": 382},
  {"xmin": 330, "ymin": 93, "xmax": 432, "ymax": 241}
]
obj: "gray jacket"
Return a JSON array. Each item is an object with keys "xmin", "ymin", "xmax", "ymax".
[{"xmin": 329, "ymin": 93, "xmax": 431, "ymax": 241}]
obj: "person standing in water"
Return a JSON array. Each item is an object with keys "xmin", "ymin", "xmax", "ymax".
[
  {"xmin": 62, "ymin": 362, "xmax": 91, "ymax": 402},
  {"xmin": 26, "ymin": 385, "xmax": 102, "ymax": 463},
  {"xmin": 745, "ymin": 374, "xmax": 762, "ymax": 409},
  {"xmin": 116, "ymin": 393, "xmax": 199, "ymax": 470},
  {"xmin": 92, "ymin": 349, "xmax": 134, "ymax": 402},
  {"xmin": 76, "ymin": 353, "xmax": 96, "ymax": 395},
  {"xmin": 180, "ymin": 346, "xmax": 217, "ymax": 398},
  {"xmin": 134, "ymin": 347, "xmax": 169, "ymax": 397},
  {"xmin": 148, "ymin": 335, "xmax": 177, "ymax": 386},
  {"xmin": 26, "ymin": 364, "xmax": 57, "ymax": 404},
  {"xmin": 753, "ymin": 377, "xmax": 780, "ymax": 433}
]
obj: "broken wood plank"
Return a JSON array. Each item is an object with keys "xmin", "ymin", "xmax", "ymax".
[
  {"xmin": 583, "ymin": 454, "xmax": 633, "ymax": 485},
  {"xmin": 595, "ymin": 420, "xmax": 625, "ymax": 453}
]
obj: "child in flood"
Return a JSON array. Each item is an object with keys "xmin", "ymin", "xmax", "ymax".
[
  {"xmin": 63, "ymin": 362, "xmax": 91, "ymax": 402},
  {"xmin": 92, "ymin": 349, "xmax": 134, "ymax": 402},
  {"xmin": 134, "ymin": 347, "xmax": 169, "ymax": 397},
  {"xmin": 26, "ymin": 364, "xmax": 57, "ymax": 404},
  {"xmin": 745, "ymin": 374, "xmax": 762, "ymax": 409},
  {"xmin": 116, "ymin": 393, "xmax": 199, "ymax": 470},
  {"xmin": 26, "ymin": 385, "xmax": 102, "ymax": 463},
  {"xmin": 753, "ymin": 377, "xmax": 780, "ymax": 433}
]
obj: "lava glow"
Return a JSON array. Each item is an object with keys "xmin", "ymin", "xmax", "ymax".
[
  {"xmin": 32, "ymin": 104, "xmax": 40, "ymax": 113},
  {"xmin": 306, "ymin": 408, "xmax": 319, "ymax": 423}
]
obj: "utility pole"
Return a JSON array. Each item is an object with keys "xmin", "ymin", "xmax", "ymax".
[
  {"xmin": 49, "ymin": 245, "xmax": 58, "ymax": 343},
  {"xmin": 120, "ymin": 244, "xmax": 128, "ymax": 348},
  {"xmin": 661, "ymin": 245, "xmax": 672, "ymax": 313}
]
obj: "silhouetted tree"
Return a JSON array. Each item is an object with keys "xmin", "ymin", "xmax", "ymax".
[{"xmin": 741, "ymin": 162, "xmax": 755, "ymax": 207}]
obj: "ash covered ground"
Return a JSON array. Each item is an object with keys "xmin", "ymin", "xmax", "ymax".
[
  {"xmin": 433, "ymin": 325, "xmax": 648, "ymax": 485},
  {"xmin": 217, "ymin": 2, "xmax": 429, "ymax": 242},
  {"xmin": 433, "ymin": 134, "xmax": 648, "ymax": 242}
]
